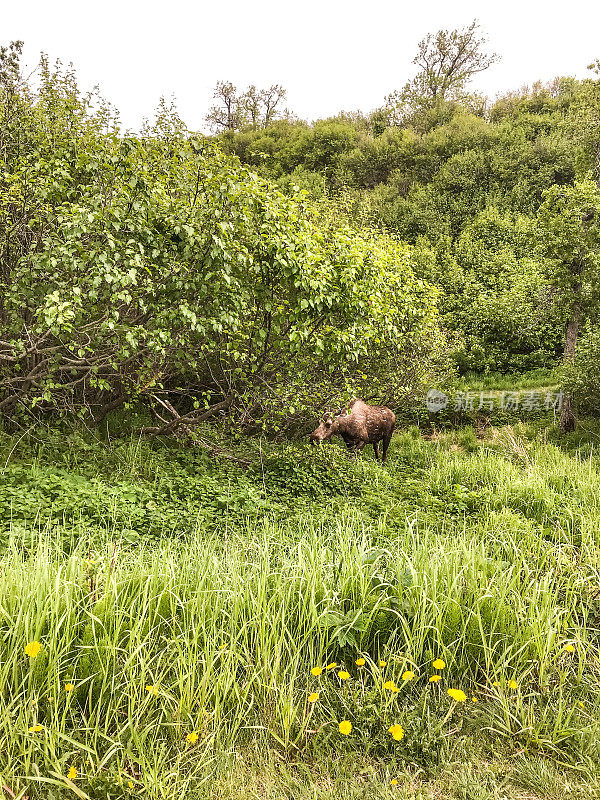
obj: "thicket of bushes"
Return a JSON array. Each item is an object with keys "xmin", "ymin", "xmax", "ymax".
[
  {"xmin": 218, "ymin": 74, "xmax": 600, "ymax": 381},
  {"xmin": 0, "ymin": 49, "xmax": 449, "ymax": 436}
]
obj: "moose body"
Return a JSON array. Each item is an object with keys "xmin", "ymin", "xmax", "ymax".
[{"xmin": 310, "ymin": 399, "xmax": 395, "ymax": 463}]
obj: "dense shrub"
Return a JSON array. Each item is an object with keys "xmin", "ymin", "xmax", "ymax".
[{"xmin": 0, "ymin": 56, "xmax": 445, "ymax": 432}]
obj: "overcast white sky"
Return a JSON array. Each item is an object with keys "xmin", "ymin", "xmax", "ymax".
[{"xmin": 4, "ymin": 0, "xmax": 600, "ymax": 132}]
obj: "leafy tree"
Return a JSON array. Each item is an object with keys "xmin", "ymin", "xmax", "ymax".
[
  {"xmin": 0, "ymin": 55, "xmax": 443, "ymax": 435},
  {"xmin": 206, "ymin": 81, "xmax": 288, "ymax": 133},
  {"xmin": 537, "ymin": 179, "xmax": 600, "ymax": 430},
  {"xmin": 259, "ymin": 84, "xmax": 287, "ymax": 126},
  {"xmin": 386, "ymin": 20, "xmax": 499, "ymax": 126},
  {"xmin": 205, "ymin": 80, "xmax": 242, "ymax": 131},
  {"xmin": 567, "ymin": 62, "xmax": 600, "ymax": 185}
]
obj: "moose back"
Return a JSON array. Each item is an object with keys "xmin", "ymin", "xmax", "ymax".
[{"xmin": 310, "ymin": 399, "xmax": 395, "ymax": 463}]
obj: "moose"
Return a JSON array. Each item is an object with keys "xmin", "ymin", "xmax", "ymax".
[{"xmin": 310, "ymin": 399, "xmax": 396, "ymax": 464}]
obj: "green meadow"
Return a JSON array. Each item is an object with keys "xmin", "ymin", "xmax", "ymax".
[{"xmin": 1, "ymin": 417, "xmax": 599, "ymax": 799}]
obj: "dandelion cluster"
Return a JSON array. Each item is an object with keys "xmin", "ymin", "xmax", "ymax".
[{"xmin": 308, "ymin": 652, "xmax": 484, "ymax": 750}]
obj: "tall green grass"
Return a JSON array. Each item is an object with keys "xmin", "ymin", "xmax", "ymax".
[{"xmin": 0, "ymin": 424, "xmax": 599, "ymax": 797}]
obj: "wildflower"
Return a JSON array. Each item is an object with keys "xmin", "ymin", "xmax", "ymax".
[
  {"xmin": 310, "ymin": 666, "xmax": 323, "ymax": 676},
  {"xmin": 25, "ymin": 641, "xmax": 42, "ymax": 658},
  {"xmin": 326, "ymin": 662, "xmax": 338, "ymax": 671},
  {"xmin": 308, "ymin": 692, "xmax": 319, "ymax": 703},
  {"xmin": 578, "ymin": 701, "xmax": 584, "ymax": 708},
  {"xmin": 388, "ymin": 723, "xmax": 404, "ymax": 741},
  {"xmin": 472, "ymin": 696, "xmax": 478, "ymax": 703},
  {"xmin": 379, "ymin": 660, "xmax": 387, "ymax": 667},
  {"xmin": 401, "ymin": 670, "xmax": 415, "ymax": 681},
  {"xmin": 492, "ymin": 681, "xmax": 500, "ymax": 687},
  {"xmin": 28, "ymin": 724, "xmax": 43, "ymax": 732},
  {"xmin": 447, "ymin": 688, "xmax": 467, "ymax": 702},
  {"xmin": 219, "ymin": 643, "xmax": 227, "ymax": 651},
  {"xmin": 338, "ymin": 670, "xmax": 350, "ymax": 680},
  {"xmin": 67, "ymin": 767, "xmax": 77, "ymax": 780},
  {"xmin": 186, "ymin": 731, "xmax": 199, "ymax": 744},
  {"xmin": 564, "ymin": 644, "xmax": 575, "ymax": 653},
  {"xmin": 429, "ymin": 675, "xmax": 441, "ymax": 683},
  {"xmin": 383, "ymin": 680, "xmax": 399, "ymax": 692},
  {"xmin": 355, "ymin": 658, "xmax": 366, "ymax": 666},
  {"xmin": 338, "ymin": 720, "xmax": 352, "ymax": 735},
  {"xmin": 432, "ymin": 658, "xmax": 445, "ymax": 669},
  {"xmin": 65, "ymin": 683, "xmax": 74, "ymax": 692},
  {"xmin": 128, "ymin": 782, "xmax": 134, "ymax": 789},
  {"xmin": 508, "ymin": 680, "xmax": 518, "ymax": 690},
  {"xmin": 145, "ymin": 684, "xmax": 159, "ymax": 696},
  {"xmin": 391, "ymin": 779, "xmax": 398, "ymax": 785}
]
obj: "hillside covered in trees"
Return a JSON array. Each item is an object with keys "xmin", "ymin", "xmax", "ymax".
[{"xmin": 211, "ymin": 24, "xmax": 600, "ymax": 430}]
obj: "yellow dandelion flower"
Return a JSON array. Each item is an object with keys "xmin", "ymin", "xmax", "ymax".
[
  {"xmin": 145, "ymin": 684, "xmax": 159, "ymax": 696},
  {"xmin": 471, "ymin": 696, "xmax": 478, "ymax": 703},
  {"xmin": 338, "ymin": 670, "xmax": 350, "ymax": 680},
  {"xmin": 390, "ymin": 779, "xmax": 398, "ymax": 786},
  {"xmin": 447, "ymin": 688, "xmax": 467, "ymax": 702},
  {"xmin": 355, "ymin": 658, "xmax": 366, "ymax": 666},
  {"xmin": 326, "ymin": 662, "xmax": 338, "ymax": 671},
  {"xmin": 379, "ymin": 660, "xmax": 387, "ymax": 667},
  {"xmin": 308, "ymin": 692, "xmax": 319, "ymax": 703},
  {"xmin": 310, "ymin": 666, "xmax": 323, "ymax": 676},
  {"xmin": 578, "ymin": 701, "xmax": 584, "ymax": 708},
  {"xmin": 388, "ymin": 723, "xmax": 404, "ymax": 741},
  {"xmin": 432, "ymin": 658, "xmax": 445, "ymax": 669},
  {"xmin": 67, "ymin": 767, "xmax": 77, "ymax": 780},
  {"xmin": 402, "ymin": 670, "xmax": 415, "ymax": 681},
  {"xmin": 338, "ymin": 720, "xmax": 352, "ymax": 735},
  {"xmin": 25, "ymin": 641, "xmax": 41, "ymax": 658},
  {"xmin": 492, "ymin": 681, "xmax": 500, "ymax": 687},
  {"xmin": 128, "ymin": 781, "xmax": 134, "ymax": 789},
  {"xmin": 508, "ymin": 680, "xmax": 518, "ymax": 690},
  {"xmin": 28, "ymin": 724, "xmax": 43, "ymax": 732},
  {"xmin": 186, "ymin": 731, "xmax": 199, "ymax": 743},
  {"xmin": 383, "ymin": 680, "xmax": 399, "ymax": 692},
  {"xmin": 564, "ymin": 644, "xmax": 575, "ymax": 653},
  {"xmin": 219, "ymin": 643, "xmax": 227, "ymax": 651},
  {"xmin": 65, "ymin": 683, "xmax": 74, "ymax": 692},
  {"xmin": 429, "ymin": 675, "xmax": 441, "ymax": 683}
]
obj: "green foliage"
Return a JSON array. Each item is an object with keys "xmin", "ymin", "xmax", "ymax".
[
  {"xmin": 562, "ymin": 324, "xmax": 600, "ymax": 413},
  {"xmin": 0, "ymin": 56, "xmax": 441, "ymax": 430},
  {"xmin": 216, "ymin": 72, "xmax": 597, "ymax": 378},
  {"xmin": 537, "ymin": 178, "xmax": 600, "ymax": 305}
]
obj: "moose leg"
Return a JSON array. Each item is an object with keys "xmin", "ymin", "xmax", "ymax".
[
  {"xmin": 373, "ymin": 441, "xmax": 380, "ymax": 461},
  {"xmin": 348, "ymin": 440, "xmax": 365, "ymax": 459},
  {"xmin": 381, "ymin": 433, "xmax": 392, "ymax": 464}
]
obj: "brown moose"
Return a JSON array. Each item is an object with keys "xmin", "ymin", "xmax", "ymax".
[{"xmin": 310, "ymin": 399, "xmax": 395, "ymax": 464}]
